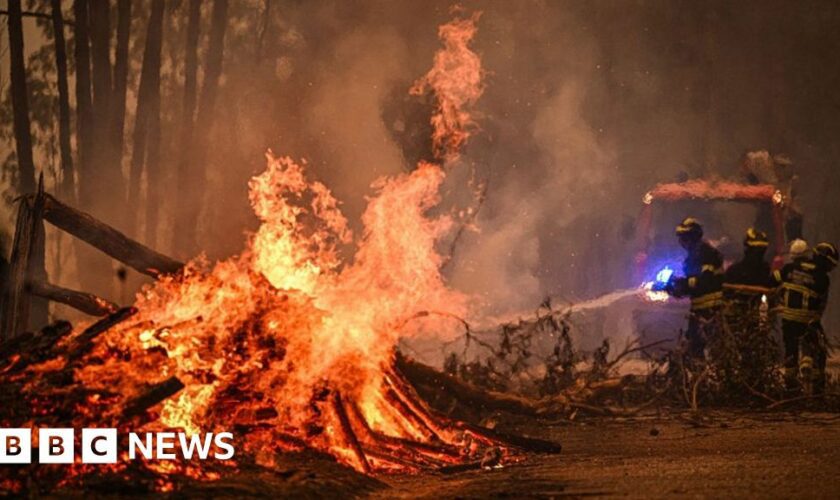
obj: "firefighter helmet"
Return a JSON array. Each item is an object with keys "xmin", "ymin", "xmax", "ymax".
[
  {"xmin": 744, "ymin": 227, "xmax": 769, "ymax": 248},
  {"xmin": 675, "ymin": 217, "xmax": 703, "ymax": 239},
  {"xmin": 789, "ymin": 239, "xmax": 809, "ymax": 258},
  {"xmin": 814, "ymin": 242, "xmax": 838, "ymax": 268}
]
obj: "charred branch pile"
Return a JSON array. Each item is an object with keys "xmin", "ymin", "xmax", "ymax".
[
  {"xmin": 403, "ymin": 301, "xmax": 670, "ymax": 419},
  {"xmin": 0, "ymin": 308, "xmax": 177, "ymax": 418},
  {"xmin": 410, "ymin": 299, "xmax": 840, "ymax": 417}
]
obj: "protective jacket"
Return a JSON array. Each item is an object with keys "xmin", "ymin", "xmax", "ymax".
[
  {"xmin": 774, "ymin": 258, "xmax": 830, "ymax": 323},
  {"xmin": 723, "ymin": 251, "xmax": 774, "ymax": 315},
  {"xmin": 667, "ymin": 240, "xmax": 724, "ymax": 312}
]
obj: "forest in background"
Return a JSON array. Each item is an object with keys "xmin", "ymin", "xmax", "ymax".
[{"xmin": 1, "ymin": 0, "xmax": 840, "ymax": 330}]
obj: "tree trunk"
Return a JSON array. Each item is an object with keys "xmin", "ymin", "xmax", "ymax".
[
  {"xmin": 86, "ymin": 0, "xmax": 116, "ymax": 213},
  {"xmin": 78, "ymin": 0, "xmax": 121, "ymax": 297},
  {"xmin": 145, "ymin": 71, "xmax": 163, "ymax": 248},
  {"xmin": 110, "ymin": 0, "xmax": 131, "ymax": 178},
  {"xmin": 50, "ymin": 0, "xmax": 75, "ymax": 203},
  {"xmin": 255, "ymin": 0, "xmax": 272, "ymax": 64},
  {"xmin": 7, "ymin": 0, "xmax": 37, "ymax": 195},
  {"xmin": 172, "ymin": 0, "xmax": 203, "ymax": 255},
  {"xmin": 173, "ymin": 0, "xmax": 228, "ymax": 257},
  {"xmin": 127, "ymin": 0, "xmax": 165, "ymax": 245},
  {"xmin": 73, "ymin": 0, "xmax": 93, "ymax": 188},
  {"xmin": 71, "ymin": 0, "xmax": 101, "ymax": 297}
]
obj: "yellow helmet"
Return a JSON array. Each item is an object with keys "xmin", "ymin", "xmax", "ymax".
[
  {"xmin": 744, "ymin": 227, "xmax": 769, "ymax": 248},
  {"xmin": 676, "ymin": 217, "xmax": 703, "ymax": 239},
  {"xmin": 814, "ymin": 242, "xmax": 838, "ymax": 267},
  {"xmin": 789, "ymin": 239, "xmax": 809, "ymax": 258}
]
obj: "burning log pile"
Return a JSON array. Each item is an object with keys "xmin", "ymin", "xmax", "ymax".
[
  {"xmin": 0, "ymin": 10, "xmax": 566, "ymax": 494},
  {"xmin": 0, "ymin": 307, "xmax": 561, "ymax": 494}
]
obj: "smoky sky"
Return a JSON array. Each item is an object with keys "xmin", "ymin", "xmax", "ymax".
[
  {"xmin": 2, "ymin": 0, "xmax": 840, "ymax": 329},
  {"xmin": 248, "ymin": 1, "xmax": 840, "ymax": 317}
]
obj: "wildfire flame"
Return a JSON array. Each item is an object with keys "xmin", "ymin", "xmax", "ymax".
[
  {"xmin": 410, "ymin": 10, "xmax": 484, "ymax": 161},
  {"xmin": 6, "ymin": 9, "xmax": 511, "ymax": 483}
]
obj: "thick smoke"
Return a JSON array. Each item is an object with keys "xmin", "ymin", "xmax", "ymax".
[{"xmin": 2, "ymin": 0, "xmax": 840, "ymax": 333}]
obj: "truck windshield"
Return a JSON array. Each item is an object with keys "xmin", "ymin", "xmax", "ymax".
[{"xmin": 645, "ymin": 199, "xmax": 776, "ymax": 278}]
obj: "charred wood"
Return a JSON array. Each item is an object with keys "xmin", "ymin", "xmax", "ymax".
[
  {"xmin": 0, "ymin": 321, "xmax": 73, "ymax": 374},
  {"xmin": 39, "ymin": 194, "xmax": 183, "ymax": 277},
  {"xmin": 332, "ymin": 392, "xmax": 372, "ymax": 474},
  {"xmin": 27, "ymin": 280, "xmax": 117, "ymax": 317},
  {"xmin": 122, "ymin": 376, "xmax": 185, "ymax": 418},
  {"xmin": 65, "ymin": 307, "xmax": 137, "ymax": 362},
  {"xmin": 0, "ymin": 183, "xmax": 47, "ymax": 340}
]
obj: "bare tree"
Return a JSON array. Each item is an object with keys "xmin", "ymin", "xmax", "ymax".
[
  {"xmin": 173, "ymin": 0, "xmax": 228, "ymax": 257},
  {"xmin": 73, "ymin": 0, "xmax": 93, "ymax": 191},
  {"xmin": 7, "ymin": 0, "xmax": 36, "ymax": 195},
  {"xmin": 127, "ymin": 0, "xmax": 165, "ymax": 246},
  {"xmin": 110, "ymin": 0, "xmax": 132, "ymax": 176},
  {"xmin": 50, "ymin": 0, "xmax": 75, "ymax": 203},
  {"xmin": 255, "ymin": 0, "xmax": 272, "ymax": 64},
  {"xmin": 80, "ymin": 0, "xmax": 112, "ymax": 216},
  {"xmin": 172, "ymin": 0, "xmax": 202, "ymax": 254}
]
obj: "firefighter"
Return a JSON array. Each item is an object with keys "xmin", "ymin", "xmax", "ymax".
[
  {"xmin": 805, "ymin": 242, "xmax": 837, "ymax": 394},
  {"xmin": 722, "ymin": 228, "xmax": 775, "ymax": 325},
  {"xmin": 662, "ymin": 217, "xmax": 724, "ymax": 357},
  {"xmin": 774, "ymin": 240, "xmax": 833, "ymax": 394}
]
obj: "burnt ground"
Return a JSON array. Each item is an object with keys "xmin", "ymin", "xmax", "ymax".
[{"xmin": 379, "ymin": 411, "xmax": 840, "ymax": 498}]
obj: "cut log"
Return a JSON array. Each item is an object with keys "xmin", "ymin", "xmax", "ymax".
[
  {"xmin": 38, "ymin": 193, "xmax": 183, "ymax": 277},
  {"xmin": 332, "ymin": 392, "xmax": 372, "ymax": 474},
  {"xmin": 65, "ymin": 307, "xmax": 137, "ymax": 362},
  {"xmin": 395, "ymin": 353, "xmax": 541, "ymax": 416},
  {"xmin": 28, "ymin": 280, "xmax": 118, "ymax": 316},
  {"xmin": 0, "ymin": 321, "xmax": 73, "ymax": 374},
  {"xmin": 122, "ymin": 376, "xmax": 185, "ymax": 418}
]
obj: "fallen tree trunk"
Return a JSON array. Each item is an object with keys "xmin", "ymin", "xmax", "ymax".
[
  {"xmin": 395, "ymin": 353, "xmax": 541, "ymax": 416},
  {"xmin": 38, "ymin": 193, "xmax": 184, "ymax": 277}
]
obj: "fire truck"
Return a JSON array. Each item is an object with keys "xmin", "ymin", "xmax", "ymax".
[{"xmin": 628, "ymin": 178, "xmax": 788, "ymax": 347}]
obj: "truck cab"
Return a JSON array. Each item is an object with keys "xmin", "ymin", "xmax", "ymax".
[{"xmin": 629, "ymin": 179, "xmax": 787, "ymax": 348}]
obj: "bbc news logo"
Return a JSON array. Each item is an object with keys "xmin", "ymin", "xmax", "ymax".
[{"xmin": 0, "ymin": 429, "xmax": 235, "ymax": 464}]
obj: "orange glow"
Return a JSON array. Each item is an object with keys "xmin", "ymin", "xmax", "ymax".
[
  {"xmin": 8, "ymin": 9, "xmax": 513, "ymax": 480},
  {"xmin": 411, "ymin": 10, "xmax": 484, "ymax": 161}
]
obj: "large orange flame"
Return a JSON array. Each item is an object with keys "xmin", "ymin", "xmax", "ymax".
[
  {"xmin": 54, "ymin": 9, "xmax": 490, "ymax": 476},
  {"xmin": 411, "ymin": 10, "xmax": 484, "ymax": 161}
]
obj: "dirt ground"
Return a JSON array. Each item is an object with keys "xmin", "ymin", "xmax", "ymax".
[
  {"xmin": 376, "ymin": 411, "xmax": 840, "ymax": 499},
  {"xmin": 38, "ymin": 410, "xmax": 839, "ymax": 498}
]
